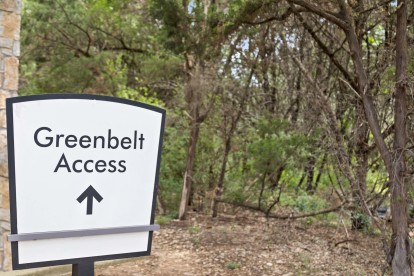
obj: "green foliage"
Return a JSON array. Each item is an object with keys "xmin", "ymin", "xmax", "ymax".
[
  {"xmin": 248, "ymin": 118, "xmax": 312, "ymax": 174},
  {"xmin": 351, "ymin": 212, "xmax": 371, "ymax": 231},
  {"xmin": 293, "ymin": 195, "xmax": 327, "ymax": 213},
  {"xmin": 282, "ymin": 170, "xmax": 305, "ymax": 190},
  {"xmin": 21, "ymin": 0, "xmax": 186, "ymax": 216},
  {"xmin": 323, "ymin": 213, "xmax": 340, "ymax": 224},
  {"xmin": 139, "ymin": 54, "xmax": 183, "ymax": 85},
  {"xmin": 280, "ymin": 193, "xmax": 296, "ymax": 207},
  {"xmin": 225, "ymin": 262, "xmax": 240, "ymax": 270},
  {"xmin": 20, "ymin": 0, "xmax": 161, "ymax": 95},
  {"xmin": 20, "ymin": 51, "xmax": 116, "ymax": 95},
  {"xmin": 149, "ymin": 0, "xmax": 230, "ymax": 60},
  {"xmin": 192, "ymin": 120, "xmax": 222, "ymax": 195},
  {"xmin": 189, "ymin": 225, "xmax": 202, "ymax": 234},
  {"xmin": 117, "ymin": 87, "xmax": 165, "ymax": 108},
  {"xmin": 217, "ymin": 115, "xmax": 321, "ymax": 211},
  {"xmin": 155, "ymin": 215, "xmax": 173, "ymax": 225},
  {"xmin": 19, "ymin": 0, "xmax": 407, "ymax": 229},
  {"xmin": 158, "ymin": 110, "xmax": 188, "ymax": 213},
  {"xmin": 366, "ymin": 169, "xmax": 388, "ymax": 194},
  {"xmin": 224, "ymin": 180, "xmax": 249, "ymax": 204},
  {"xmin": 280, "ymin": 193, "xmax": 332, "ymax": 223},
  {"xmin": 365, "ymin": 25, "xmax": 385, "ymax": 47},
  {"xmin": 148, "ymin": 0, "xmax": 187, "ymax": 53}
]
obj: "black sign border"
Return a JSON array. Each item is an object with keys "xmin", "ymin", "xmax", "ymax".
[{"xmin": 6, "ymin": 94, "xmax": 166, "ymax": 270}]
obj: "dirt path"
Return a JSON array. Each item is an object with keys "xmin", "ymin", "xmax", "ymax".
[{"xmin": 95, "ymin": 212, "xmax": 386, "ymax": 275}]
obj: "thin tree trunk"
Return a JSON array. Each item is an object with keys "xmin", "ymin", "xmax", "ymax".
[
  {"xmin": 178, "ymin": 52, "xmax": 199, "ymax": 221},
  {"xmin": 313, "ymin": 154, "xmax": 326, "ymax": 191},
  {"xmin": 296, "ymin": 172, "xmax": 306, "ymax": 191},
  {"xmin": 336, "ymin": 1, "xmax": 393, "ymax": 176},
  {"xmin": 258, "ymin": 172, "xmax": 267, "ymax": 210},
  {"xmin": 178, "ymin": 51, "xmax": 212, "ymax": 220},
  {"xmin": 178, "ymin": 118, "xmax": 201, "ymax": 220},
  {"xmin": 157, "ymin": 193, "xmax": 166, "ymax": 216},
  {"xmin": 211, "ymin": 137, "xmax": 231, "ymax": 217},
  {"xmin": 305, "ymin": 156, "xmax": 316, "ymax": 192},
  {"xmin": 351, "ymin": 102, "xmax": 369, "ymax": 230},
  {"xmin": 390, "ymin": 0, "xmax": 410, "ymax": 274},
  {"xmin": 270, "ymin": 165, "xmax": 284, "ymax": 190},
  {"xmin": 211, "ymin": 61, "xmax": 256, "ymax": 217}
]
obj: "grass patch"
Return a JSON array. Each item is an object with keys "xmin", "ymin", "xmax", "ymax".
[
  {"xmin": 189, "ymin": 225, "xmax": 202, "ymax": 234},
  {"xmin": 226, "ymin": 262, "xmax": 240, "ymax": 270}
]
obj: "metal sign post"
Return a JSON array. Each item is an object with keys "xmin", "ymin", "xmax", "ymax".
[
  {"xmin": 6, "ymin": 94, "xmax": 165, "ymax": 272},
  {"xmin": 72, "ymin": 262, "xmax": 94, "ymax": 276}
]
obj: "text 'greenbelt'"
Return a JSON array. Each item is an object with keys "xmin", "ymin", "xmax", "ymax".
[{"xmin": 34, "ymin": 127, "xmax": 146, "ymax": 173}]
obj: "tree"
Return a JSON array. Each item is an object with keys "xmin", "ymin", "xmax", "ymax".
[
  {"xmin": 284, "ymin": 0, "xmax": 411, "ymax": 273},
  {"xmin": 20, "ymin": 0, "xmax": 162, "ymax": 96},
  {"xmin": 391, "ymin": 0, "xmax": 409, "ymax": 273},
  {"xmin": 150, "ymin": 0, "xmax": 233, "ymax": 220},
  {"xmin": 211, "ymin": 54, "xmax": 255, "ymax": 218}
]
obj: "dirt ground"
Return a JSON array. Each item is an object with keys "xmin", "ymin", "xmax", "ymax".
[{"xmin": 94, "ymin": 211, "xmax": 387, "ymax": 276}]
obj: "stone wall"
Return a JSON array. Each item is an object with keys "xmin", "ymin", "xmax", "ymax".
[{"xmin": 0, "ymin": 0, "xmax": 21, "ymax": 271}]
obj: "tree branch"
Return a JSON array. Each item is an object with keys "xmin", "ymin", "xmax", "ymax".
[
  {"xmin": 293, "ymin": 10, "xmax": 357, "ymax": 90},
  {"xmin": 287, "ymin": 0, "xmax": 348, "ymax": 29},
  {"xmin": 267, "ymin": 202, "xmax": 346, "ymax": 220},
  {"xmin": 240, "ymin": 6, "xmax": 295, "ymax": 25}
]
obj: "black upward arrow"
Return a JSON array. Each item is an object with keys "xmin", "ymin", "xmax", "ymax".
[{"xmin": 77, "ymin": 185, "xmax": 103, "ymax": 215}]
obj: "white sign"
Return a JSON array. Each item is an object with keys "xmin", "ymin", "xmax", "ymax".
[{"xmin": 6, "ymin": 94, "xmax": 165, "ymax": 269}]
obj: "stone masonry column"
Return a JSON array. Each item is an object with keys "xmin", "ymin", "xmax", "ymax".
[{"xmin": 0, "ymin": 0, "xmax": 21, "ymax": 271}]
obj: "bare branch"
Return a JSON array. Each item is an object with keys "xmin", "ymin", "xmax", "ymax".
[
  {"xmin": 287, "ymin": 0, "xmax": 348, "ymax": 29},
  {"xmin": 267, "ymin": 202, "xmax": 346, "ymax": 220},
  {"xmin": 293, "ymin": 10, "xmax": 357, "ymax": 90}
]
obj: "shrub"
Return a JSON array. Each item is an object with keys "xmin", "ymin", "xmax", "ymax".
[
  {"xmin": 226, "ymin": 262, "xmax": 240, "ymax": 270},
  {"xmin": 293, "ymin": 194, "xmax": 327, "ymax": 213}
]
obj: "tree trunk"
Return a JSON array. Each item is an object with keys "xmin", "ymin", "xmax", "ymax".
[
  {"xmin": 351, "ymin": 102, "xmax": 369, "ymax": 230},
  {"xmin": 286, "ymin": 3, "xmax": 409, "ymax": 270},
  {"xmin": 157, "ymin": 193, "xmax": 166, "ymax": 216},
  {"xmin": 178, "ymin": 118, "xmax": 201, "ymax": 220},
  {"xmin": 313, "ymin": 154, "xmax": 326, "ymax": 191},
  {"xmin": 390, "ymin": 0, "xmax": 410, "ymax": 274},
  {"xmin": 305, "ymin": 156, "xmax": 316, "ymax": 193},
  {"xmin": 210, "ymin": 61, "xmax": 255, "ymax": 217},
  {"xmin": 211, "ymin": 137, "xmax": 231, "ymax": 217},
  {"xmin": 339, "ymin": 1, "xmax": 409, "ymax": 272},
  {"xmin": 270, "ymin": 165, "xmax": 284, "ymax": 190},
  {"xmin": 178, "ymin": 53, "xmax": 209, "ymax": 220}
]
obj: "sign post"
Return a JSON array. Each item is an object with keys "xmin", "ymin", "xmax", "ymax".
[
  {"xmin": 72, "ymin": 262, "xmax": 94, "ymax": 276},
  {"xmin": 6, "ymin": 94, "xmax": 165, "ymax": 274}
]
